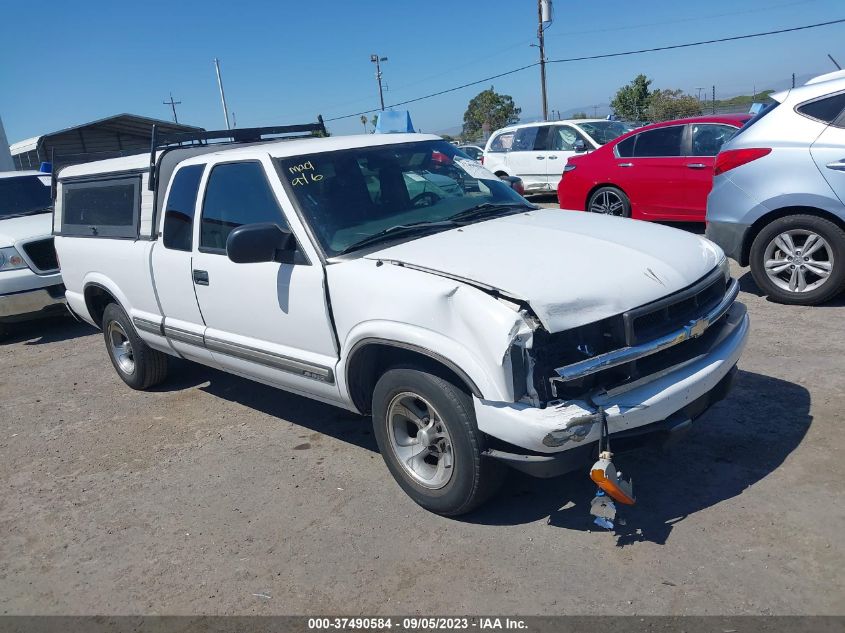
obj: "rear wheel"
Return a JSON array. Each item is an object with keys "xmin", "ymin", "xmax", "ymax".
[
  {"xmin": 587, "ymin": 186, "xmax": 631, "ymax": 217},
  {"xmin": 750, "ymin": 214, "xmax": 845, "ymax": 305},
  {"xmin": 371, "ymin": 367, "xmax": 506, "ymax": 516},
  {"xmin": 102, "ymin": 303, "xmax": 168, "ymax": 389}
]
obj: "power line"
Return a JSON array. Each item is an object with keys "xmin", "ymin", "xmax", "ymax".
[
  {"xmin": 324, "ymin": 18, "xmax": 845, "ymax": 123},
  {"xmin": 546, "ymin": 19, "xmax": 845, "ymax": 65}
]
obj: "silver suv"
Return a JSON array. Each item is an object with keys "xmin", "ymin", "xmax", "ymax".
[{"xmin": 706, "ymin": 70, "xmax": 845, "ymax": 305}]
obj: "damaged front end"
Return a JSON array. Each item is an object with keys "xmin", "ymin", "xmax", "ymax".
[{"xmin": 480, "ymin": 265, "xmax": 748, "ymax": 478}]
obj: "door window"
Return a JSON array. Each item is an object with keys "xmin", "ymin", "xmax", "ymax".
[
  {"xmin": 548, "ymin": 125, "xmax": 587, "ymax": 151},
  {"xmin": 615, "ymin": 135, "xmax": 636, "ymax": 158},
  {"xmin": 690, "ymin": 124, "xmax": 738, "ymax": 156},
  {"xmin": 631, "ymin": 126, "xmax": 684, "ymax": 157},
  {"xmin": 200, "ymin": 162, "xmax": 287, "ymax": 252},
  {"xmin": 163, "ymin": 164, "xmax": 205, "ymax": 251},
  {"xmin": 512, "ymin": 126, "xmax": 541, "ymax": 151}
]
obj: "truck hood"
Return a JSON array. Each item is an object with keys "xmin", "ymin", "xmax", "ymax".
[
  {"xmin": 0, "ymin": 213, "xmax": 53, "ymax": 246},
  {"xmin": 365, "ymin": 209, "xmax": 722, "ymax": 333}
]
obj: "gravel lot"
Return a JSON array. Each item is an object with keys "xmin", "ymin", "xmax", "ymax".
[{"xmin": 1, "ymin": 207, "xmax": 843, "ymax": 615}]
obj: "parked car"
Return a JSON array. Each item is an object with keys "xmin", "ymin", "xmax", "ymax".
[
  {"xmin": 0, "ymin": 170, "xmax": 65, "ymax": 336},
  {"xmin": 55, "ymin": 126, "xmax": 748, "ymax": 516},
  {"xmin": 707, "ymin": 71, "xmax": 845, "ymax": 305},
  {"xmin": 483, "ymin": 120, "xmax": 631, "ymax": 194},
  {"xmin": 557, "ymin": 115, "xmax": 751, "ymax": 222},
  {"xmin": 456, "ymin": 144, "xmax": 484, "ymax": 161}
]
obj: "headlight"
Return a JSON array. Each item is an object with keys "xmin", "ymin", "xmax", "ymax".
[
  {"xmin": 0, "ymin": 247, "xmax": 29, "ymax": 271},
  {"xmin": 718, "ymin": 254, "xmax": 731, "ymax": 283}
]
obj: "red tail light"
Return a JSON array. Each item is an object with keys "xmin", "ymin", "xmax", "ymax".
[{"xmin": 714, "ymin": 148, "xmax": 771, "ymax": 175}]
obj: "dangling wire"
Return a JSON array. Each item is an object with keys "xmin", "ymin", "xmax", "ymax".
[{"xmin": 597, "ymin": 405, "xmax": 610, "ymax": 454}]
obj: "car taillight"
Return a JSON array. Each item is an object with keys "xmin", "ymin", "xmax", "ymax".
[
  {"xmin": 714, "ymin": 148, "xmax": 771, "ymax": 175},
  {"xmin": 513, "ymin": 179, "xmax": 525, "ymax": 196}
]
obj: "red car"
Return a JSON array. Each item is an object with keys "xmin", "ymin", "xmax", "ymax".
[{"xmin": 557, "ymin": 115, "xmax": 751, "ymax": 222}]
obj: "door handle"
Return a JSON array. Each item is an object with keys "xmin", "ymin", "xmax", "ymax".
[
  {"xmin": 826, "ymin": 159, "xmax": 845, "ymax": 171},
  {"xmin": 547, "ymin": 155, "xmax": 558, "ymax": 159},
  {"xmin": 618, "ymin": 162, "xmax": 633, "ymax": 167},
  {"xmin": 686, "ymin": 163, "xmax": 708, "ymax": 169},
  {"xmin": 193, "ymin": 269, "xmax": 209, "ymax": 286},
  {"xmin": 536, "ymin": 156, "xmax": 546, "ymax": 160}
]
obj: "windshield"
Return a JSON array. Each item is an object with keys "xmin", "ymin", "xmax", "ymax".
[
  {"xmin": 574, "ymin": 121, "xmax": 633, "ymax": 145},
  {"xmin": 277, "ymin": 140, "xmax": 528, "ymax": 256},
  {"xmin": 0, "ymin": 175, "xmax": 52, "ymax": 219}
]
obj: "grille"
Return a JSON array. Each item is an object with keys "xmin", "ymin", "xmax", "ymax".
[
  {"xmin": 532, "ymin": 269, "xmax": 730, "ymax": 401},
  {"xmin": 22, "ymin": 238, "xmax": 59, "ymax": 273},
  {"xmin": 624, "ymin": 272, "xmax": 726, "ymax": 345}
]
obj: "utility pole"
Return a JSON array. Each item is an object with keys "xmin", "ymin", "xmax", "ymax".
[
  {"xmin": 213, "ymin": 58, "xmax": 231, "ymax": 130},
  {"xmin": 712, "ymin": 85, "xmax": 716, "ymax": 115},
  {"xmin": 370, "ymin": 54, "xmax": 387, "ymax": 111},
  {"xmin": 696, "ymin": 87, "xmax": 704, "ymax": 101},
  {"xmin": 536, "ymin": 0, "xmax": 549, "ymax": 121},
  {"xmin": 792, "ymin": 73, "xmax": 796, "ymax": 88},
  {"xmin": 163, "ymin": 92, "xmax": 181, "ymax": 123}
]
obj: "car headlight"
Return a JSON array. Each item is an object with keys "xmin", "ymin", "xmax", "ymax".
[
  {"xmin": 0, "ymin": 247, "xmax": 29, "ymax": 271},
  {"xmin": 718, "ymin": 253, "xmax": 731, "ymax": 283}
]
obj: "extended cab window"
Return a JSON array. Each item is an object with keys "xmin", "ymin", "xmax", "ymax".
[
  {"xmin": 61, "ymin": 175, "xmax": 141, "ymax": 238},
  {"xmin": 512, "ymin": 127, "xmax": 540, "ymax": 151},
  {"xmin": 200, "ymin": 162, "xmax": 286, "ymax": 252},
  {"xmin": 163, "ymin": 164, "xmax": 204, "ymax": 251},
  {"xmin": 631, "ymin": 126, "xmax": 683, "ymax": 157}
]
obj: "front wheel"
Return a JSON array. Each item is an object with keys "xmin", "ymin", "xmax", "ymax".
[
  {"xmin": 371, "ymin": 367, "xmax": 506, "ymax": 516},
  {"xmin": 749, "ymin": 214, "xmax": 845, "ymax": 305},
  {"xmin": 587, "ymin": 186, "xmax": 631, "ymax": 217},
  {"xmin": 102, "ymin": 303, "xmax": 169, "ymax": 390}
]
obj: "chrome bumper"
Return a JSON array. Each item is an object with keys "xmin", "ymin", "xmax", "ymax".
[
  {"xmin": 554, "ymin": 278, "xmax": 740, "ymax": 383},
  {"xmin": 0, "ymin": 285, "xmax": 66, "ymax": 320}
]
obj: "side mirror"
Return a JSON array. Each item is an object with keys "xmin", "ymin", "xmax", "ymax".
[
  {"xmin": 226, "ymin": 222, "xmax": 296, "ymax": 264},
  {"xmin": 573, "ymin": 140, "xmax": 587, "ymax": 153}
]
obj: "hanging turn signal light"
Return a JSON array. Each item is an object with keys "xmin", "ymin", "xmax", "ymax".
[{"xmin": 590, "ymin": 450, "xmax": 635, "ymax": 506}]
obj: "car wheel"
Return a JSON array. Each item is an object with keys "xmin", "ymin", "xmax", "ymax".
[
  {"xmin": 587, "ymin": 186, "xmax": 631, "ymax": 217},
  {"xmin": 102, "ymin": 303, "xmax": 168, "ymax": 389},
  {"xmin": 750, "ymin": 214, "xmax": 845, "ymax": 305},
  {"xmin": 371, "ymin": 367, "xmax": 506, "ymax": 516}
]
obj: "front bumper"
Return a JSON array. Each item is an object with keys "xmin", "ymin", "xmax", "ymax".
[
  {"xmin": 474, "ymin": 302, "xmax": 749, "ymax": 463},
  {"xmin": 0, "ymin": 284, "xmax": 66, "ymax": 322}
]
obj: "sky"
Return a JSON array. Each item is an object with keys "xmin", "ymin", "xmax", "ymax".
[{"xmin": 1, "ymin": 0, "xmax": 843, "ymax": 142}]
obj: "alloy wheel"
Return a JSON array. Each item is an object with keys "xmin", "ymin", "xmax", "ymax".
[
  {"xmin": 386, "ymin": 392, "xmax": 455, "ymax": 490},
  {"xmin": 107, "ymin": 320, "xmax": 136, "ymax": 375},
  {"xmin": 589, "ymin": 190, "xmax": 625, "ymax": 216},
  {"xmin": 763, "ymin": 229, "xmax": 834, "ymax": 293}
]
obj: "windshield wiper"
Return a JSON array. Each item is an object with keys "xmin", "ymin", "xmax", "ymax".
[
  {"xmin": 447, "ymin": 202, "xmax": 534, "ymax": 223},
  {"xmin": 335, "ymin": 220, "xmax": 458, "ymax": 256}
]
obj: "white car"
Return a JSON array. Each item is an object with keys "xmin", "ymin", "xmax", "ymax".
[
  {"xmin": 483, "ymin": 119, "xmax": 631, "ymax": 194},
  {"xmin": 55, "ymin": 126, "xmax": 748, "ymax": 515},
  {"xmin": 0, "ymin": 170, "xmax": 65, "ymax": 335}
]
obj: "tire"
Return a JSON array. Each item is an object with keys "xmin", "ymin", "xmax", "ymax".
[
  {"xmin": 102, "ymin": 303, "xmax": 168, "ymax": 389},
  {"xmin": 587, "ymin": 186, "xmax": 631, "ymax": 218},
  {"xmin": 371, "ymin": 367, "xmax": 506, "ymax": 516},
  {"xmin": 749, "ymin": 214, "xmax": 845, "ymax": 305}
]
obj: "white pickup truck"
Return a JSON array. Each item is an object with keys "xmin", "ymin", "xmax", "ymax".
[
  {"xmin": 54, "ymin": 123, "xmax": 749, "ymax": 515},
  {"xmin": 0, "ymin": 170, "xmax": 65, "ymax": 336}
]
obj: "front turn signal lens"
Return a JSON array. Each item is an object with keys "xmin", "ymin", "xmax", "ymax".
[{"xmin": 590, "ymin": 454, "xmax": 635, "ymax": 505}]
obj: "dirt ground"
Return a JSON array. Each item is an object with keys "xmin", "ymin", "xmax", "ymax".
[{"xmin": 1, "ymin": 215, "xmax": 843, "ymax": 615}]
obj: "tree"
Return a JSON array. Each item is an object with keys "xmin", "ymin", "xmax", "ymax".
[
  {"xmin": 610, "ymin": 74, "xmax": 652, "ymax": 121},
  {"xmin": 648, "ymin": 89, "xmax": 702, "ymax": 121},
  {"xmin": 370, "ymin": 113, "xmax": 378, "ymax": 133},
  {"xmin": 440, "ymin": 134, "xmax": 456, "ymax": 142},
  {"xmin": 571, "ymin": 112, "xmax": 588, "ymax": 119},
  {"xmin": 462, "ymin": 87, "xmax": 521, "ymax": 139}
]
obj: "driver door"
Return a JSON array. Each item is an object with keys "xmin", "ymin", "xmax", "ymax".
[{"xmin": 189, "ymin": 157, "xmax": 341, "ymax": 403}]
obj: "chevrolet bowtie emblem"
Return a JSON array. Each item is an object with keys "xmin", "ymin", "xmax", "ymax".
[{"xmin": 688, "ymin": 318, "xmax": 708, "ymax": 338}]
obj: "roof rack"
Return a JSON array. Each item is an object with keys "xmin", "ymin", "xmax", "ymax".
[{"xmin": 148, "ymin": 116, "xmax": 326, "ymax": 191}]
